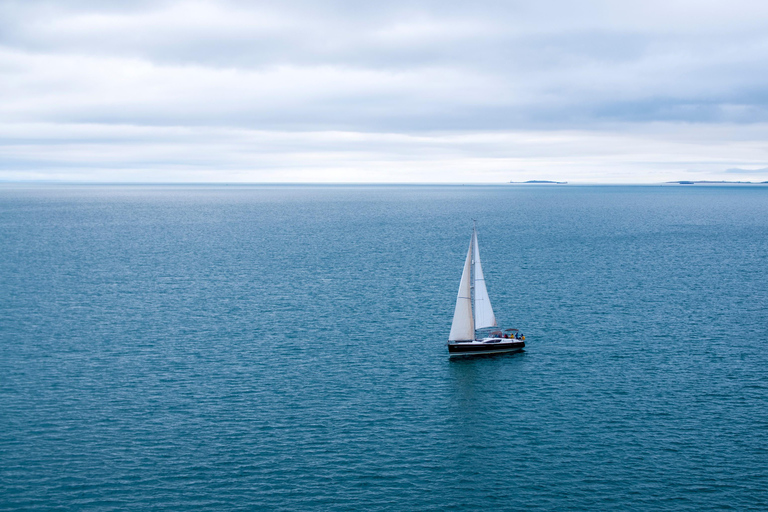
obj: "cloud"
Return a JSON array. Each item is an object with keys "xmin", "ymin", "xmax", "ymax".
[
  {"xmin": 2, "ymin": 121, "xmax": 767, "ymax": 183},
  {"xmin": 1, "ymin": 0, "xmax": 767, "ymax": 181},
  {"xmin": 724, "ymin": 167, "xmax": 768, "ymax": 175}
]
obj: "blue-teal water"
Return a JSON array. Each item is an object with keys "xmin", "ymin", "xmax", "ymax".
[{"xmin": 1, "ymin": 184, "xmax": 767, "ymax": 511}]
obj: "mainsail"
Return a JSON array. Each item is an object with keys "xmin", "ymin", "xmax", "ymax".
[
  {"xmin": 448, "ymin": 236, "xmax": 475, "ymax": 341},
  {"xmin": 472, "ymin": 227, "xmax": 497, "ymax": 329}
]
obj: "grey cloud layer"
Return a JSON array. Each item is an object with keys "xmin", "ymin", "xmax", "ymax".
[
  {"xmin": 4, "ymin": 0, "xmax": 768, "ymax": 129},
  {"xmin": 1, "ymin": 0, "xmax": 768, "ymax": 181}
]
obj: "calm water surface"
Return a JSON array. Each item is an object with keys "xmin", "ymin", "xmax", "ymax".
[{"xmin": 1, "ymin": 184, "xmax": 767, "ymax": 510}]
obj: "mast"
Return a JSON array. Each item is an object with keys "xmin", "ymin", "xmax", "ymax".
[
  {"xmin": 470, "ymin": 222, "xmax": 475, "ymax": 320},
  {"xmin": 470, "ymin": 220, "xmax": 476, "ymax": 320}
]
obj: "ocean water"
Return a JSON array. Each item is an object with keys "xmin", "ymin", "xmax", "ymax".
[{"xmin": 1, "ymin": 184, "xmax": 767, "ymax": 511}]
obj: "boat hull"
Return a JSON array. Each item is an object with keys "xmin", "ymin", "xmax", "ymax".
[{"xmin": 447, "ymin": 339, "xmax": 525, "ymax": 357}]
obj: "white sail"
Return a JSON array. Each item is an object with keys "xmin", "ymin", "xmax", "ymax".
[
  {"xmin": 449, "ymin": 237, "xmax": 475, "ymax": 341},
  {"xmin": 472, "ymin": 227, "xmax": 497, "ymax": 329}
]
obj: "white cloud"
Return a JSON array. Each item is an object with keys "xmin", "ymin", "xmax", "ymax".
[
  {"xmin": 1, "ymin": 0, "xmax": 767, "ymax": 181},
  {"xmin": 2, "ymin": 122, "xmax": 767, "ymax": 183}
]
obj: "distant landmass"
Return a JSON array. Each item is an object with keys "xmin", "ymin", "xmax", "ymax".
[
  {"xmin": 509, "ymin": 180, "xmax": 568, "ymax": 184},
  {"xmin": 667, "ymin": 180, "xmax": 768, "ymax": 184}
]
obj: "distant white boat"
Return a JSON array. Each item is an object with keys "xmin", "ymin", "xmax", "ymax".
[{"xmin": 448, "ymin": 223, "xmax": 525, "ymax": 357}]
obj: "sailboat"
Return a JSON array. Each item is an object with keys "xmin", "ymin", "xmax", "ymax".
[{"xmin": 447, "ymin": 223, "xmax": 525, "ymax": 357}]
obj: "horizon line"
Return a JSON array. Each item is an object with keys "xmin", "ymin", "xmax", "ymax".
[{"xmin": 2, "ymin": 180, "xmax": 768, "ymax": 186}]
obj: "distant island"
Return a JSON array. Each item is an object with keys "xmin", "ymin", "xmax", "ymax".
[
  {"xmin": 509, "ymin": 180, "xmax": 568, "ymax": 184},
  {"xmin": 667, "ymin": 181, "xmax": 768, "ymax": 185}
]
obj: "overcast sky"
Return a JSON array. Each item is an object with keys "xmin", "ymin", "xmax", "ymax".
[{"xmin": 2, "ymin": 0, "xmax": 767, "ymax": 183}]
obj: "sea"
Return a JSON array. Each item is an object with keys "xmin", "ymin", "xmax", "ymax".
[{"xmin": 1, "ymin": 184, "xmax": 767, "ymax": 511}]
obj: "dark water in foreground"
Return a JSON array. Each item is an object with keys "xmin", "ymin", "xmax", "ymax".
[{"xmin": 1, "ymin": 184, "xmax": 767, "ymax": 511}]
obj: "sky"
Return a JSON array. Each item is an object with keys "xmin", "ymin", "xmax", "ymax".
[{"xmin": 1, "ymin": 0, "xmax": 768, "ymax": 183}]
